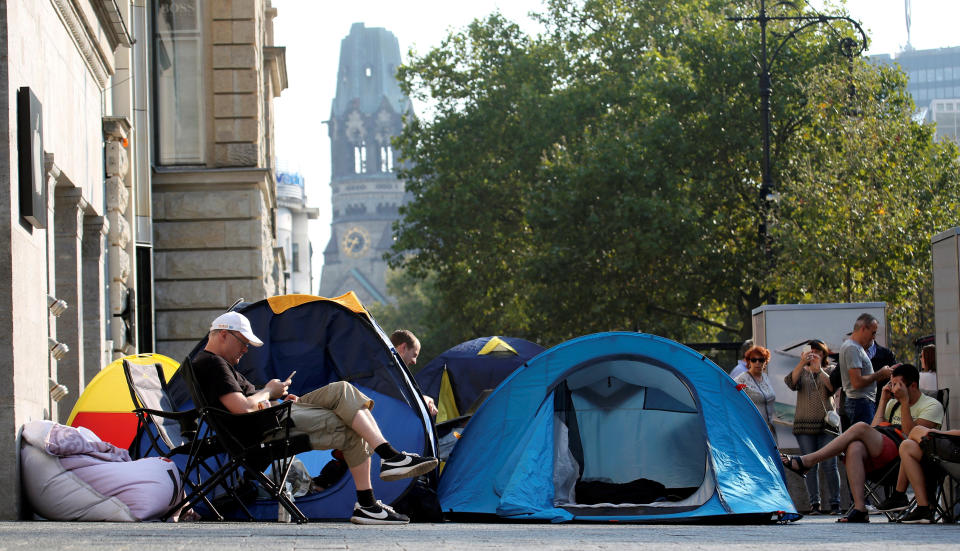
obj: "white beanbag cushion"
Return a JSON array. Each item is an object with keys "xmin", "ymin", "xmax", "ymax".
[
  {"xmin": 20, "ymin": 421, "xmax": 181, "ymax": 521},
  {"xmin": 20, "ymin": 442, "xmax": 137, "ymax": 521}
]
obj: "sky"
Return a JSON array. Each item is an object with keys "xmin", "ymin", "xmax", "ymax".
[{"xmin": 270, "ymin": 0, "xmax": 960, "ymax": 292}]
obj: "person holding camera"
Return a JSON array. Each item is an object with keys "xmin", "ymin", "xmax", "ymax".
[{"xmin": 784, "ymin": 339, "xmax": 842, "ymax": 515}]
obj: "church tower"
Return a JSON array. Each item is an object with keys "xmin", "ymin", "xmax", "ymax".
[{"xmin": 318, "ymin": 23, "xmax": 411, "ymax": 304}]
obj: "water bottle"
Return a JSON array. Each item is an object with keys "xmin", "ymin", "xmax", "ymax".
[{"xmin": 277, "ymin": 482, "xmax": 293, "ymax": 523}]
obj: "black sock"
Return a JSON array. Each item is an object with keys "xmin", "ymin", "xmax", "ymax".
[
  {"xmin": 357, "ymin": 489, "xmax": 376, "ymax": 508},
  {"xmin": 375, "ymin": 443, "xmax": 401, "ymax": 460}
]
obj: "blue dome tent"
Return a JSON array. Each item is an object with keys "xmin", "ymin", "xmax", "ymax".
[
  {"xmin": 438, "ymin": 332, "xmax": 798, "ymax": 523},
  {"xmin": 416, "ymin": 336, "xmax": 545, "ymax": 424},
  {"xmin": 166, "ymin": 293, "xmax": 436, "ymax": 520}
]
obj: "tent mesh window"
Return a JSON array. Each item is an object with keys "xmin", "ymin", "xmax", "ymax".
[{"xmin": 553, "ymin": 359, "xmax": 707, "ymax": 508}]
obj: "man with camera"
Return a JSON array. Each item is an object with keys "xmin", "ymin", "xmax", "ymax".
[{"xmin": 782, "ymin": 363, "xmax": 943, "ymax": 523}]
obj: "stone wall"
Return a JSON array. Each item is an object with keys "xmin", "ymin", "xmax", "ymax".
[
  {"xmin": 152, "ymin": 169, "xmax": 276, "ymax": 360},
  {"xmin": 0, "ymin": 0, "xmax": 129, "ymax": 518},
  {"xmin": 212, "ymin": 0, "xmax": 264, "ymax": 167}
]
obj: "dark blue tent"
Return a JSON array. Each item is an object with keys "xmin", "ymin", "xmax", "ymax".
[
  {"xmin": 438, "ymin": 332, "xmax": 798, "ymax": 523},
  {"xmin": 167, "ymin": 293, "xmax": 436, "ymax": 520},
  {"xmin": 416, "ymin": 336, "xmax": 544, "ymax": 424}
]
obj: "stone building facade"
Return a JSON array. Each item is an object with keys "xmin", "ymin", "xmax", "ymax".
[
  {"xmin": 0, "ymin": 0, "xmax": 148, "ymax": 518},
  {"xmin": 0, "ymin": 0, "xmax": 288, "ymax": 518},
  {"xmin": 152, "ymin": 0, "xmax": 288, "ymax": 360},
  {"xmin": 318, "ymin": 23, "xmax": 412, "ymax": 305}
]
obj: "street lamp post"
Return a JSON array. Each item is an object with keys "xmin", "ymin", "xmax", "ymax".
[{"xmin": 729, "ymin": 0, "xmax": 867, "ymax": 261}]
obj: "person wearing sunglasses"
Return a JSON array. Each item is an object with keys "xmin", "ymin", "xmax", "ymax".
[
  {"xmin": 734, "ymin": 345, "xmax": 776, "ymax": 437},
  {"xmin": 194, "ymin": 312, "xmax": 439, "ymax": 524},
  {"xmin": 784, "ymin": 339, "xmax": 841, "ymax": 515}
]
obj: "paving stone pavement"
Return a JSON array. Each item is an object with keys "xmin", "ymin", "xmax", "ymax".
[{"xmin": 0, "ymin": 516, "xmax": 959, "ymax": 550}]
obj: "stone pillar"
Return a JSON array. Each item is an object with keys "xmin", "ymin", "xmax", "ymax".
[
  {"xmin": 82, "ymin": 216, "xmax": 108, "ymax": 385},
  {"xmin": 103, "ymin": 123, "xmax": 133, "ymax": 358},
  {"xmin": 44, "ymin": 155, "xmax": 62, "ymax": 422},
  {"xmin": 53, "ymin": 188, "xmax": 87, "ymax": 423}
]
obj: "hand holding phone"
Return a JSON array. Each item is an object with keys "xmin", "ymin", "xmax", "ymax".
[{"xmin": 285, "ymin": 370, "xmax": 296, "ymax": 382}]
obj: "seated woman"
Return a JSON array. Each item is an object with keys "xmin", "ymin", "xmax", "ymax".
[{"xmin": 919, "ymin": 344, "xmax": 937, "ymax": 393}]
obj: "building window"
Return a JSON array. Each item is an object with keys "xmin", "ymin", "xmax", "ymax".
[
  {"xmin": 292, "ymin": 242, "xmax": 300, "ymax": 272},
  {"xmin": 354, "ymin": 141, "xmax": 366, "ymax": 173},
  {"xmin": 380, "ymin": 145, "xmax": 393, "ymax": 172},
  {"xmin": 153, "ymin": 0, "xmax": 205, "ymax": 164}
]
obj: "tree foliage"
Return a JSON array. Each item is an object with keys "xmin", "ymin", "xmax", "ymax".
[{"xmin": 388, "ymin": 0, "xmax": 960, "ymax": 355}]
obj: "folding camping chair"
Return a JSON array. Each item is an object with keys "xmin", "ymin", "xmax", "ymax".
[
  {"xmin": 122, "ymin": 358, "xmax": 238, "ymax": 520},
  {"xmin": 921, "ymin": 429, "xmax": 960, "ymax": 523},
  {"xmin": 124, "ymin": 359, "xmax": 202, "ymax": 460},
  {"xmin": 861, "ymin": 455, "xmax": 904, "ymax": 521},
  {"xmin": 170, "ymin": 355, "xmax": 312, "ymax": 524}
]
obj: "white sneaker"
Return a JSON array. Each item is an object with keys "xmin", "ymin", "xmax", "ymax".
[
  {"xmin": 349, "ymin": 501, "xmax": 409, "ymax": 525},
  {"xmin": 379, "ymin": 452, "xmax": 438, "ymax": 482}
]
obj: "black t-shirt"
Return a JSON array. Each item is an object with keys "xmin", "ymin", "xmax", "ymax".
[{"xmin": 192, "ymin": 349, "xmax": 256, "ymax": 409}]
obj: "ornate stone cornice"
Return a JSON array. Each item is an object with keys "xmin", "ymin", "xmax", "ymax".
[
  {"xmin": 264, "ymin": 46, "xmax": 287, "ymax": 97},
  {"xmin": 49, "ymin": 0, "xmax": 115, "ymax": 89}
]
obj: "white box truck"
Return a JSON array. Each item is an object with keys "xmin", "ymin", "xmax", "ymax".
[
  {"xmin": 752, "ymin": 302, "xmax": 888, "ymax": 449},
  {"xmin": 932, "ymin": 227, "xmax": 960, "ymax": 430}
]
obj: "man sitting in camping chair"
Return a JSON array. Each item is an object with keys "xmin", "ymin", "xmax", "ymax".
[
  {"xmin": 193, "ymin": 312, "xmax": 439, "ymax": 525},
  {"xmin": 781, "ymin": 363, "xmax": 943, "ymax": 523}
]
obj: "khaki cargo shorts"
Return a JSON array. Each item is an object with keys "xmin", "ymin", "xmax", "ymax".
[{"xmin": 288, "ymin": 380, "xmax": 374, "ymax": 467}]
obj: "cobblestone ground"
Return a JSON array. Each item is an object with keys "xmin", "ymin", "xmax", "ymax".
[{"xmin": 0, "ymin": 517, "xmax": 959, "ymax": 550}]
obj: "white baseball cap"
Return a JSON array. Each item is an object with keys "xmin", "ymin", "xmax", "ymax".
[{"xmin": 210, "ymin": 311, "xmax": 263, "ymax": 347}]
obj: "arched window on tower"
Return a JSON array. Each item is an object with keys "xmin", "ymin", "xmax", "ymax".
[
  {"xmin": 380, "ymin": 145, "xmax": 393, "ymax": 172},
  {"xmin": 354, "ymin": 140, "xmax": 366, "ymax": 174}
]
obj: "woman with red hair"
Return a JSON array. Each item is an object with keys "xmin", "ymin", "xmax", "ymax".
[{"xmin": 735, "ymin": 345, "xmax": 776, "ymax": 437}]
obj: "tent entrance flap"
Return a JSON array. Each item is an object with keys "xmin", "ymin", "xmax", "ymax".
[{"xmin": 552, "ymin": 359, "xmax": 710, "ymax": 509}]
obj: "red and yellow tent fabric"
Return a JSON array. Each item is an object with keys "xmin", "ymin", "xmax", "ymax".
[{"xmin": 67, "ymin": 353, "xmax": 180, "ymax": 449}]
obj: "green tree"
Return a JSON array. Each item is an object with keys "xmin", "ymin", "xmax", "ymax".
[
  {"xmin": 389, "ymin": 0, "xmax": 960, "ymax": 353},
  {"xmin": 772, "ymin": 61, "xmax": 960, "ymax": 351}
]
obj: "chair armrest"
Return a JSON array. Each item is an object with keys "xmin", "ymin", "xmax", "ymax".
[
  {"xmin": 134, "ymin": 407, "xmax": 201, "ymax": 440},
  {"xmin": 927, "ymin": 432, "xmax": 960, "ymax": 443},
  {"xmin": 134, "ymin": 407, "xmax": 198, "ymax": 420},
  {"xmin": 200, "ymin": 402, "xmax": 295, "ymax": 447},
  {"xmin": 921, "ymin": 432, "xmax": 960, "ymax": 463}
]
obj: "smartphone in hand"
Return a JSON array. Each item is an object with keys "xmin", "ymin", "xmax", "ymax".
[{"xmin": 285, "ymin": 370, "xmax": 296, "ymax": 381}]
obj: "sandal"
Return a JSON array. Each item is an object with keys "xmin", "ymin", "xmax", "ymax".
[
  {"xmin": 780, "ymin": 454, "xmax": 810, "ymax": 477},
  {"xmin": 836, "ymin": 508, "xmax": 869, "ymax": 523}
]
